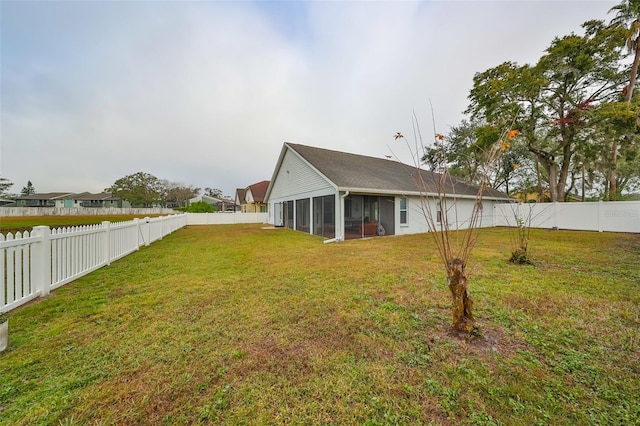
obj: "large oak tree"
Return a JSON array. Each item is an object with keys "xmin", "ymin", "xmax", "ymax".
[
  {"xmin": 467, "ymin": 21, "xmax": 627, "ymax": 201},
  {"xmin": 608, "ymin": 0, "xmax": 640, "ymax": 198},
  {"xmin": 105, "ymin": 172, "xmax": 165, "ymax": 207}
]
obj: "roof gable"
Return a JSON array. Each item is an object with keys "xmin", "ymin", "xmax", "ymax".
[
  {"xmin": 235, "ymin": 188, "xmax": 246, "ymax": 204},
  {"xmin": 247, "ymin": 180, "xmax": 269, "ymax": 203}
]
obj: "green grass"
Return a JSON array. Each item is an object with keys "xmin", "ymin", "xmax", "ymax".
[
  {"xmin": 0, "ymin": 214, "xmax": 164, "ymax": 234},
  {"xmin": 1, "ymin": 225, "xmax": 638, "ymax": 425}
]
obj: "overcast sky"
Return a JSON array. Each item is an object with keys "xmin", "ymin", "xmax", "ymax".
[{"xmin": 1, "ymin": 0, "xmax": 618, "ymax": 197}]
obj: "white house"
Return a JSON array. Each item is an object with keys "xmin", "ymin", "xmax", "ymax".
[{"xmin": 264, "ymin": 143, "xmax": 513, "ymax": 241}]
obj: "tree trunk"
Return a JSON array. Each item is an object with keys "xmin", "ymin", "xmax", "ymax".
[
  {"xmin": 611, "ymin": 37, "xmax": 640, "ymax": 200},
  {"xmin": 535, "ymin": 156, "xmax": 544, "ymax": 201},
  {"xmin": 624, "ymin": 37, "xmax": 640, "ymax": 103},
  {"xmin": 581, "ymin": 166, "xmax": 585, "ymax": 202},
  {"xmin": 447, "ymin": 258, "xmax": 475, "ymax": 333}
]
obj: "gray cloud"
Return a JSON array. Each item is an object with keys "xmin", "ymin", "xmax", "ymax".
[{"xmin": 1, "ymin": 1, "xmax": 616, "ymax": 196}]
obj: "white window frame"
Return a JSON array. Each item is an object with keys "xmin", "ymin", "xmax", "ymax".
[{"xmin": 400, "ymin": 197, "xmax": 408, "ymax": 226}]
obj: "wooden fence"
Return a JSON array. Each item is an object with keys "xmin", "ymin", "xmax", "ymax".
[{"xmin": 1, "ymin": 214, "xmax": 187, "ymax": 313}]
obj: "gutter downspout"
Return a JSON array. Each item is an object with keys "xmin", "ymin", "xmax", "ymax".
[{"xmin": 323, "ymin": 190, "xmax": 349, "ymax": 244}]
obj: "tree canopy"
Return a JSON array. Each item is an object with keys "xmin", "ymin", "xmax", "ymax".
[
  {"xmin": 457, "ymin": 19, "xmax": 640, "ymax": 201},
  {"xmin": 0, "ymin": 178, "xmax": 13, "ymax": 198},
  {"xmin": 105, "ymin": 173, "xmax": 229, "ymax": 208},
  {"xmin": 162, "ymin": 181, "xmax": 200, "ymax": 208},
  {"xmin": 204, "ymin": 187, "xmax": 223, "ymax": 198},
  {"xmin": 105, "ymin": 172, "xmax": 165, "ymax": 208},
  {"xmin": 21, "ymin": 181, "xmax": 36, "ymax": 196}
]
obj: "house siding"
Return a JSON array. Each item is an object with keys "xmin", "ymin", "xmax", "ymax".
[
  {"xmin": 395, "ymin": 196, "xmax": 501, "ymax": 236},
  {"xmin": 267, "ymin": 149, "xmax": 337, "ymax": 229},
  {"xmin": 268, "ymin": 150, "xmax": 334, "ymax": 200}
]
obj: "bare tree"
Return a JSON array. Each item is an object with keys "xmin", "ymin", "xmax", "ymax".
[{"xmin": 397, "ymin": 115, "xmax": 518, "ymax": 333}]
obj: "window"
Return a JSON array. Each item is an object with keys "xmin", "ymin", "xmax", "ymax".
[
  {"xmin": 437, "ymin": 201, "xmax": 442, "ymax": 224},
  {"xmin": 260, "ymin": 205, "xmax": 266, "ymax": 213},
  {"xmin": 400, "ymin": 197, "xmax": 408, "ymax": 225}
]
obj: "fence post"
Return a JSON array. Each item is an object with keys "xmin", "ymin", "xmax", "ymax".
[
  {"xmin": 144, "ymin": 217, "xmax": 151, "ymax": 246},
  {"xmin": 492, "ymin": 204, "xmax": 497, "ymax": 228},
  {"xmin": 102, "ymin": 221, "xmax": 111, "ymax": 265},
  {"xmin": 598, "ymin": 200, "xmax": 604, "ymax": 232},
  {"xmin": 159, "ymin": 216, "xmax": 164, "ymax": 240},
  {"xmin": 31, "ymin": 226, "xmax": 52, "ymax": 297}
]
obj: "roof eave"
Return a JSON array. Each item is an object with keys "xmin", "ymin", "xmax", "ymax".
[{"xmin": 337, "ymin": 186, "xmax": 512, "ymax": 201}]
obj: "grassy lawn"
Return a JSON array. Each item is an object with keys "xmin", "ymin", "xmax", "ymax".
[
  {"xmin": 1, "ymin": 224, "xmax": 638, "ymax": 425},
  {"xmin": 0, "ymin": 215, "xmax": 165, "ymax": 235}
]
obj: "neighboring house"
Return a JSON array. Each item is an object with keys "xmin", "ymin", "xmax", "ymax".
[
  {"xmin": 511, "ymin": 191, "xmax": 549, "ymax": 203},
  {"xmin": 265, "ymin": 143, "xmax": 514, "ymax": 240},
  {"xmin": 16, "ymin": 192, "xmax": 74, "ymax": 207},
  {"xmin": 70, "ymin": 192, "xmax": 129, "ymax": 208},
  {"xmin": 234, "ymin": 188, "xmax": 246, "ymax": 211},
  {"xmin": 235, "ymin": 181, "xmax": 269, "ymax": 213},
  {"xmin": 512, "ymin": 190, "xmax": 581, "ymax": 203},
  {"xmin": 188, "ymin": 194, "xmax": 237, "ymax": 212},
  {"xmin": 16, "ymin": 192, "xmax": 129, "ymax": 208}
]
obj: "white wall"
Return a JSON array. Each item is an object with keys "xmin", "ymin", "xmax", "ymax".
[
  {"xmin": 268, "ymin": 149, "xmax": 334, "ymax": 201},
  {"xmin": 396, "ymin": 196, "xmax": 500, "ymax": 236},
  {"xmin": 494, "ymin": 201, "xmax": 640, "ymax": 233},
  {"xmin": 267, "ymin": 148, "xmax": 337, "ymax": 227},
  {"xmin": 186, "ymin": 212, "xmax": 268, "ymax": 225}
]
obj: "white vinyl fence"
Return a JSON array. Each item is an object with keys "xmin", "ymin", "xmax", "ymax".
[
  {"xmin": 186, "ymin": 212, "xmax": 268, "ymax": 225},
  {"xmin": 494, "ymin": 201, "xmax": 640, "ymax": 233},
  {"xmin": 1, "ymin": 214, "xmax": 187, "ymax": 313}
]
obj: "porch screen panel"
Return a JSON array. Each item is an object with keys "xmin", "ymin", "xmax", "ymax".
[
  {"xmin": 344, "ymin": 195, "xmax": 363, "ymax": 239},
  {"xmin": 379, "ymin": 196, "xmax": 395, "ymax": 235},
  {"xmin": 313, "ymin": 195, "xmax": 335, "ymax": 239},
  {"xmin": 285, "ymin": 201, "xmax": 294, "ymax": 229},
  {"xmin": 295, "ymin": 198, "xmax": 310, "ymax": 233}
]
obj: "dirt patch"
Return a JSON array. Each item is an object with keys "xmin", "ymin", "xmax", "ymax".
[
  {"xmin": 426, "ymin": 318, "xmax": 529, "ymax": 361},
  {"xmin": 464, "ymin": 323, "xmax": 528, "ymax": 358},
  {"xmin": 613, "ymin": 233, "xmax": 640, "ymax": 253},
  {"xmin": 502, "ymin": 293, "xmax": 562, "ymax": 317},
  {"xmin": 231, "ymin": 314, "xmax": 359, "ymax": 378}
]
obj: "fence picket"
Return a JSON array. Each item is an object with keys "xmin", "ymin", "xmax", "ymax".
[
  {"xmin": 6, "ymin": 234, "xmax": 15, "ymax": 305},
  {"xmin": 15, "ymin": 232, "xmax": 23, "ymax": 301},
  {"xmin": 1, "ymin": 214, "xmax": 187, "ymax": 313},
  {"xmin": 0, "ymin": 234, "xmax": 5, "ymax": 307}
]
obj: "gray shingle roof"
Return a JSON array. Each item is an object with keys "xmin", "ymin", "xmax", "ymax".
[
  {"xmin": 17, "ymin": 192, "xmax": 121, "ymax": 201},
  {"xmin": 72, "ymin": 192, "xmax": 120, "ymax": 201},
  {"xmin": 17, "ymin": 192, "xmax": 73, "ymax": 200},
  {"xmin": 287, "ymin": 143, "xmax": 512, "ymax": 200}
]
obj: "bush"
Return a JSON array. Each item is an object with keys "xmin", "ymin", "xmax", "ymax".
[
  {"xmin": 183, "ymin": 201, "xmax": 215, "ymax": 213},
  {"xmin": 509, "ymin": 248, "xmax": 532, "ymax": 265}
]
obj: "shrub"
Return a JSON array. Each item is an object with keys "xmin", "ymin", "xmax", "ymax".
[{"xmin": 183, "ymin": 201, "xmax": 216, "ymax": 213}]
